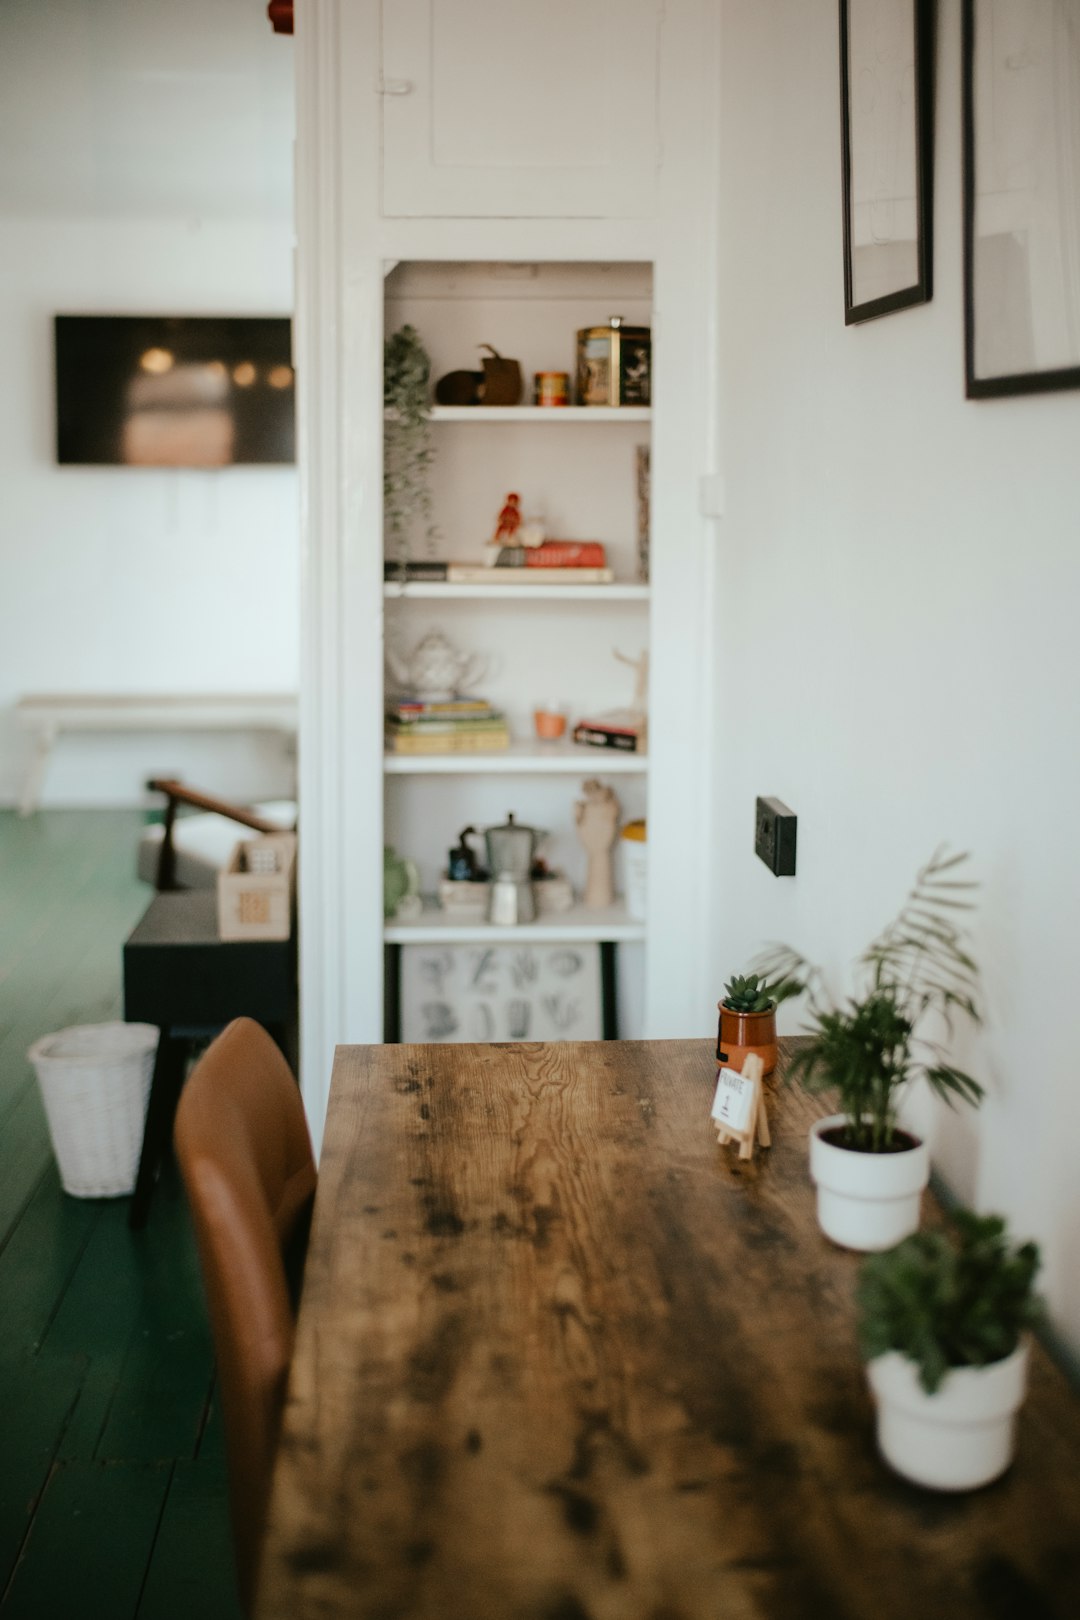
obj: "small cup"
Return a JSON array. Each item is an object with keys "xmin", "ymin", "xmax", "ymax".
[{"xmin": 533, "ymin": 704, "xmax": 567, "ymax": 741}]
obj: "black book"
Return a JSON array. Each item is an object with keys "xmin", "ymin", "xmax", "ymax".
[{"xmin": 383, "ymin": 560, "xmax": 450, "ymax": 582}]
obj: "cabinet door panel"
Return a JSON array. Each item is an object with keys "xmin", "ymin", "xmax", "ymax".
[{"xmin": 381, "ymin": 0, "xmax": 661, "ymax": 218}]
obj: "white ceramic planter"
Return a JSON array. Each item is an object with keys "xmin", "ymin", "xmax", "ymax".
[
  {"xmin": 867, "ymin": 1343, "xmax": 1029, "ymax": 1490},
  {"xmin": 808, "ymin": 1114, "xmax": 929, "ymax": 1251}
]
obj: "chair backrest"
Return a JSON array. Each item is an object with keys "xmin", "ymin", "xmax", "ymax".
[{"xmin": 174, "ymin": 1017, "xmax": 316, "ymax": 1615}]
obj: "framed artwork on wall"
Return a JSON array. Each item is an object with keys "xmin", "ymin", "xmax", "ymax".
[
  {"xmin": 839, "ymin": 0, "xmax": 935, "ymax": 324},
  {"xmin": 399, "ymin": 941, "xmax": 603, "ymax": 1044},
  {"xmin": 963, "ymin": 0, "xmax": 1080, "ymax": 398}
]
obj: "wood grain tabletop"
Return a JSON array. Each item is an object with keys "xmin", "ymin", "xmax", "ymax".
[{"xmin": 256, "ymin": 1039, "xmax": 1080, "ymax": 1620}]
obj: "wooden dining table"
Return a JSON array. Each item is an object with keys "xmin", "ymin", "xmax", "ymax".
[{"xmin": 256, "ymin": 1039, "xmax": 1080, "ymax": 1620}]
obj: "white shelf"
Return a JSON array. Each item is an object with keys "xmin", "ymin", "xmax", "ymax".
[
  {"xmin": 384, "ymin": 740, "xmax": 646, "ymax": 774},
  {"xmin": 384, "ymin": 581, "xmax": 649, "ymax": 603},
  {"xmin": 385, "ymin": 899, "xmax": 645, "ymax": 944},
  {"xmin": 427, "ymin": 405, "xmax": 650, "ymax": 423}
]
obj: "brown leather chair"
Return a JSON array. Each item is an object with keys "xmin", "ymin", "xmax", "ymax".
[{"xmin": 174, "ymin": 1017, "xmax": 316, "ymax": 1615}]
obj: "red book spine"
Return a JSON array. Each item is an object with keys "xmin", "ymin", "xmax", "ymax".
[{"xmin": 526, "ymin": 542, "xmax": 607, "ymax": 568}]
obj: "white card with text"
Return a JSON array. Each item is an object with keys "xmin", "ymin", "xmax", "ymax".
[{"xmin": 711, "ymin": 1066, "xmax": 756, "ymax": 1133}]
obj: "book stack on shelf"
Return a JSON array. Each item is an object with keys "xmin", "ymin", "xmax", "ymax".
[
  {"xmin": 385, "ymin": 694, "xmax": 510, "ymax": 755},
  {"xmin": 449, "ymin": 541, "xmax": 613, "ymax": 586},
  {"xmin": 572, "ymin": 707, "xmax": 646, "ymax": 753}
]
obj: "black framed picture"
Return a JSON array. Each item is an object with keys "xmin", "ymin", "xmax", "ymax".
[
  {"xmin": 840, "ymin": 0, "xmax": 935, "ymax": 324},
  {"xmin": 963, "ymin": 0, "xmax": 1080, "ymax": 399}
]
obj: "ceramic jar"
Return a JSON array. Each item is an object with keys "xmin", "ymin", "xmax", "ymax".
[
  {"xmin": 867, "ymin": 1343, "xmax": 1029, "ymax": 1490},
  {"xmin": 809, "ymin": 1114, "xmax": 929, "ymax": 1251}
]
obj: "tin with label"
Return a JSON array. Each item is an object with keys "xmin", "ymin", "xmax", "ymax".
[
  {"xmin": 534, "ymin": 371, "xmax": 570, "ymax": 407},
  {"xmin": 575, "ymin": 316, "xmax": 651, "ymax": 407}
]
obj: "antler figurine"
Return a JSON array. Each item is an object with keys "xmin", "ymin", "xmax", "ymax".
[{"xmin": 614, "ymin": 648, "xmax": 649, "ymax": 717}]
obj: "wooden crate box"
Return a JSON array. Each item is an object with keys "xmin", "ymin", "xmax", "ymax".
[{"xmin": 217, "ymin": 834, "xmax": 297, "ymax": 941}]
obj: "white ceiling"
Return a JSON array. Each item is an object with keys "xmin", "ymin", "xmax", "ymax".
[{"xmin": 0, "ymin": 0, "xmax": 294, "ymax": 218}]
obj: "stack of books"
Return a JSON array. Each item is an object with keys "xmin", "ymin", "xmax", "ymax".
[
  {"xmin": 448, "ymin": 541, "xmax": 614, "ymax": 586},
  {"xmin": 385, "ymin": 694, "xmax": 510, "ymax": 754},
  {"xmin": 572, "ymin": 707, "xmax": 646, "ymax": 753}
]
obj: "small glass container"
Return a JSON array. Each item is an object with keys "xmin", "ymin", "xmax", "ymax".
[{"xmin": 533, "ymin": 703, "xmax": 568, "ymax": 741}]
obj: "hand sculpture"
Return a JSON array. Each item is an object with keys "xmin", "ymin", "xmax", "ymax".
[{"xmin": 575, "ymin": 779, "xmax": 621, "ymax": 910}]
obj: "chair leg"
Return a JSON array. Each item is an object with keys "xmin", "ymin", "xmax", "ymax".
[{"xmin": 129, "ymin": 1030, "xmax": 189, "ymax": 1230}]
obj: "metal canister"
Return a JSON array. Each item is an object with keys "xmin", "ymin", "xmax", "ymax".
[
  {"xmin": 534, "ymin": 371, "xmax": 570, "ymax": 407},
  {"xmin": 575, "ymin": 316, "xmax": 651, "ymax": 407}
]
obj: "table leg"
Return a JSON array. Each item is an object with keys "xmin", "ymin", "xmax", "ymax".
[
  {"xmin": 384, "ymin": 945, "xmax": 401, "ymax": 1043},
  {"xmin": 600, "ymin": 941, "xmax": 618, "ymax": 1039},
  {"xmin": 18, "ymin": 723, "xmax": 57, "ymax": 817},
  {"xmin": 129, "ymin": 1029, "xmax": 189, "ymax": 1230}
]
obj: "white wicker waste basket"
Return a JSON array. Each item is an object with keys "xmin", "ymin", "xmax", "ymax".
[{"xmin": 28, "ymin": 1022, "xmax": 159, "ymax": 1197}]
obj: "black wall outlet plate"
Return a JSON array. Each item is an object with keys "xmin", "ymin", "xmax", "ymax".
[{"xmin": 755, "ymin": 796, "xmax": 797, "ymax": 877}]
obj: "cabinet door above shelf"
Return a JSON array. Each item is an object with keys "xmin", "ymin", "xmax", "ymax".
[{"xmin": 381, "ymin": 0, "xmax": 663, "ymax": 220}]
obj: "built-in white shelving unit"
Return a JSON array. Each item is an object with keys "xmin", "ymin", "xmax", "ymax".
[
  {"xmin": 382, "ymin": 259, "xmax": 652, "ymax": 1039},
  {"xmin": 296, "ymin": 0, "xmax": 720, "ymax": 1132}
]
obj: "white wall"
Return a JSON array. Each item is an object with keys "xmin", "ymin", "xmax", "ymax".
[
  {"xmin": 0, "ymin": 0, "xmax": 297, "ymax": 807},
  {"xmin": 712, "ymin": 1, "xmax": 1080, "ymax": 1353}
]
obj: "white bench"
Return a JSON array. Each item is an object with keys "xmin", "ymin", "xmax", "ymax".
[{"xmin": 14, "ymin": 693, "xmax": 298, "ymax": 815}]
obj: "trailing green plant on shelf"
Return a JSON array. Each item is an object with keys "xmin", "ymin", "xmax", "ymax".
[
  {"xmin": 758, "ymin": 848, "xmax": 985, "ymax": 1153},
  {"xmin": 721, "ymin": 972, "xmax": 800, "ymax": 1014},
  {"xmin": 384, "ymin": 324, "xmax": 436, "ymax": 565},
  {"xmin": 857, "ymin": 1212, "xmax": 1042, "ymax": 1394}
]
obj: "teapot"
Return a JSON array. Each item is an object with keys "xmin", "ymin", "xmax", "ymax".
[{"xmin": 386, "ymin": 629, "xmax": 487, "ymax": 702}]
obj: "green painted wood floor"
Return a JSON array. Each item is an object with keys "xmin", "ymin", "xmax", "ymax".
[{"xmin": 0, "ymin": 811, "xmax": 242, "ymax": 1619}]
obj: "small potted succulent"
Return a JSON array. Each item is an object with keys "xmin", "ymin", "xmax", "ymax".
[
  {"xmin": 716, "ymin": 972, "xmax": 799, "ymax": 1078},
  {"xmin": 857, "ymin": 1212, "xmax": 1042, "ymax": 1490},
  {"xmin": 760, "ymin": 850, "xmax": 984, "ymax": 1250}
]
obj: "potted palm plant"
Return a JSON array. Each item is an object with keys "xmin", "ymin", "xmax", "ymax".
[
  {"xmin": 857, "ymin": 1212, "xmax": 1041, "ymax": 1490},
  {"xmin": 716, "ymin": 972, "xmax": 799, "ymax": 1077},
  {"xmin": 761, "ymin": 850, "xmax": 984, "ymax": 1251}
]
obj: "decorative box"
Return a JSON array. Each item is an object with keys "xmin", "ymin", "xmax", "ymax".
[{"xmin": 217, "ymin": 833, "xmax": 297, "ymax": 941}]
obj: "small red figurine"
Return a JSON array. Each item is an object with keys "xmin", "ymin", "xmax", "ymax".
[{"xmin": 493, "ymin": 492, "xmax": 522, "ymax": 544}]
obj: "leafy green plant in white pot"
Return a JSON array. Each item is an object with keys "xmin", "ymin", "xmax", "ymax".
[
  {"xmin": 762, "ymin": 850, "xmax": 984, "ymax": 1251},
  {"xmin": 857, "ymin": 1212, "xmax": 1041, "ymax": 1490}
]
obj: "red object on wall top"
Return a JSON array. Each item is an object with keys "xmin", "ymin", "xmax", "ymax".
[{"xmin": 268, "ymin": 1, "xmax": 293, "ymax": 35}]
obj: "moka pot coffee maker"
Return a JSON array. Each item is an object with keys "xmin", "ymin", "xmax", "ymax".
[{"xmin": 484, "ymin": 813, "xmax": 542, "ymax": 925}]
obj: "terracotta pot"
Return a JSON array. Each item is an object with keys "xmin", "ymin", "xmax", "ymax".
[{"xmin": 716, "ymin": 1004, "xmax": 778, "ymax": 1077}]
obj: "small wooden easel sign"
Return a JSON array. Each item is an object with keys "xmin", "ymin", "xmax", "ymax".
[{"xmin": 711, "ymin": 1053, "xmax": 770, "ymax": 1160}]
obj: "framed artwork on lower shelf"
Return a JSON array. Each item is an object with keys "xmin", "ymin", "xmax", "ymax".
[{"xmin": 399, "ymin": 941, "xmax": 603, "ymax": 1044}]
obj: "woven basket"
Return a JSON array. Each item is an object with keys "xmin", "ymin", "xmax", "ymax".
[{"xmin": 28, "ymin": 1022, "xmax": 158, "ymax": 1198}]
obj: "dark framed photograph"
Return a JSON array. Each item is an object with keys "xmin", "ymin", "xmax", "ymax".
[
  {"xmin": 840, "ymin": 0, "xmax": 934, "ymax": 324},
  {"xmin": 963, "ymin": 0, "xmax": 1080, "ymax": 398}
]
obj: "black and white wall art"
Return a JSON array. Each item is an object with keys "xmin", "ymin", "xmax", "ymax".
[
  {"xmin": 840, "ymin": 0, "xmax": 935, "ymax": 322},
  {"xmin": 963, "ymin": 0, "xmax": 1080, "ymax": 397},
  {"xmin": 400, "ymin": 942, "xmax": 602, "ymax": 1044}
]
